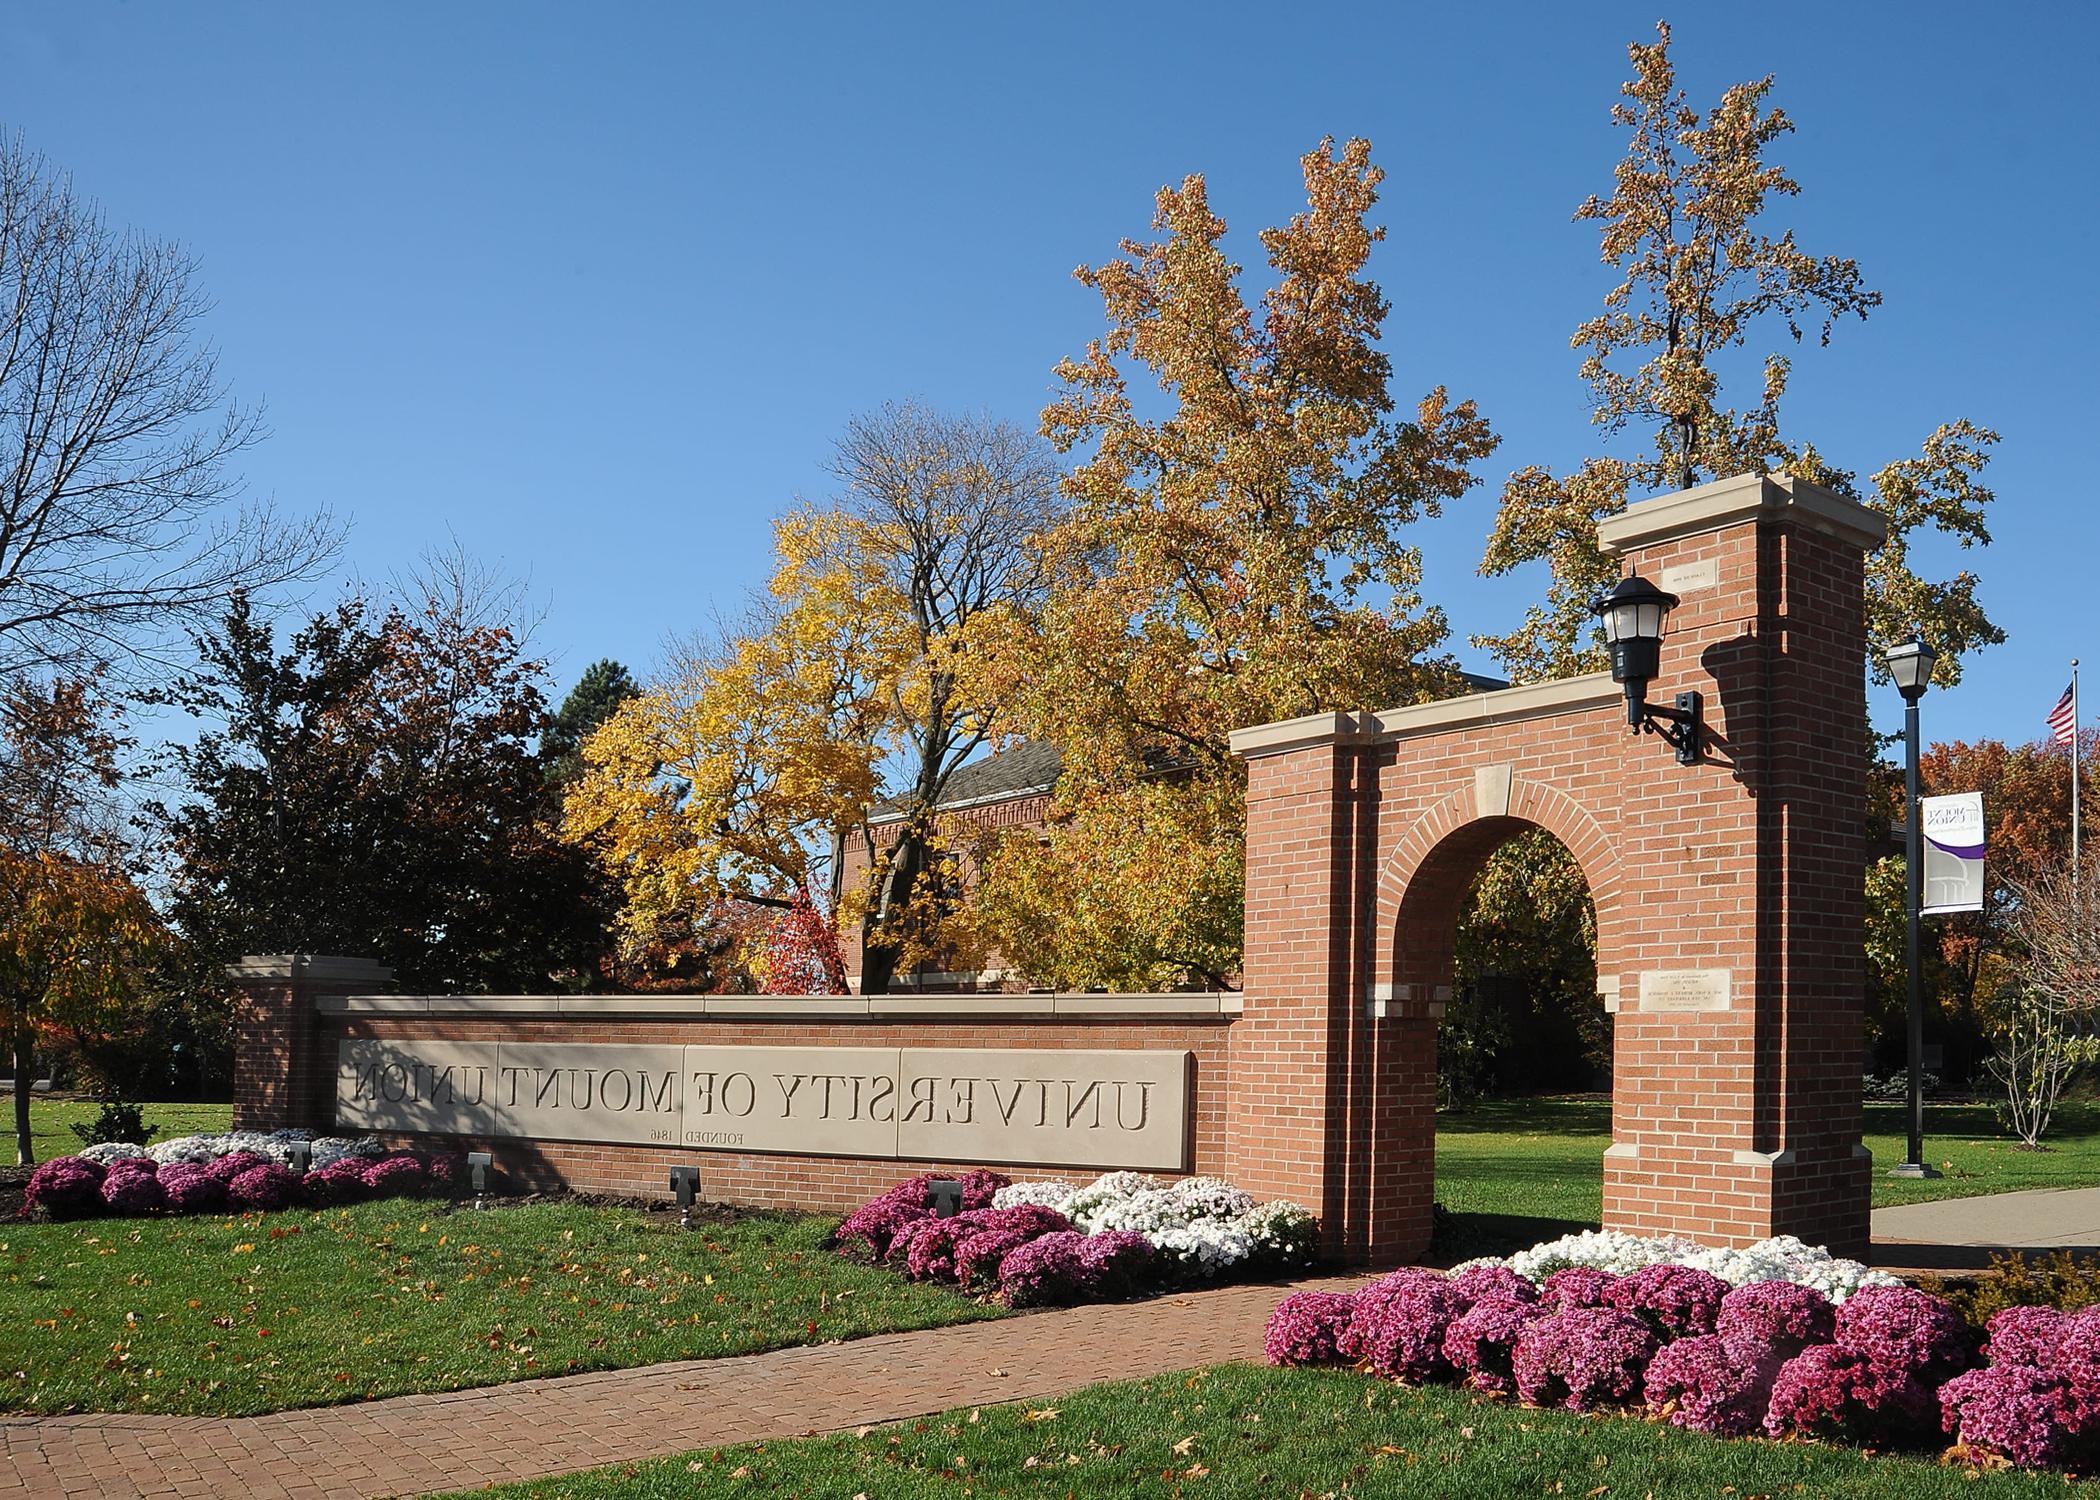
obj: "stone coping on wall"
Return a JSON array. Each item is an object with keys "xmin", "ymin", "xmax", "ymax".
[
  {"xmin": 1594, "ymin": 471, "xmax": 1887, "ymax": 556},
  {"xmin": 313, "ymin": 991, "xmax": 1243, "ymax": 1020},
  {"xmin": 1229, "ymin": 674, "xmax": 1624, "ymax": 760}
]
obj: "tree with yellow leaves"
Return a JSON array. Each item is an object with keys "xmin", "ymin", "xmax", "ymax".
[
  {"xmin": 564, "ymin": 406, "xmax": 1062, "ymax": 992},
  {"xmin": 1479, "ymin": 22, "xmax": 2003, "ymax": 686},
  {"xmin": 969, "ymin": 138, "xmax": 1498, "ymax": 990}
]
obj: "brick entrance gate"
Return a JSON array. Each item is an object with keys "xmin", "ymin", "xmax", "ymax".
[{"xmin": 1225, "ymin": 472, "xmax": 1886, "ymax": 1263}]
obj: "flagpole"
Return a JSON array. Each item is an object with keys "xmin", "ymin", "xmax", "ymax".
[{"xmin": 2075, "ymin": 658, "xmax": 2082, "ymax": 890}]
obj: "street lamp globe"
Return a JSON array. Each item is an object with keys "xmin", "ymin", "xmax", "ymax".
[
  {"xmin": 1885, "ymin": 637, "xmax": 1938, "ymax": 703},
  {"xmin": 1594, "ymin": 574, "xmax": 1680, "ymax": 725}
]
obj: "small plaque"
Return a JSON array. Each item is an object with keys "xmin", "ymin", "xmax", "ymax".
[
  {"xmin": 1637, "ymin": 968, "xmax": 1731, "ymax": 1013},
  {"xmin": 1660, "ymin": 558, "xmax": 1719, "ymax": 594}
]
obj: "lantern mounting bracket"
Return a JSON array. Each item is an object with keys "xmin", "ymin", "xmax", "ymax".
[{"xmin": 1632, "ymin": 689, "xmax": 1703, "ymax": 765}]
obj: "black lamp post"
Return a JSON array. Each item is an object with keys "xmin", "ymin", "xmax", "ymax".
[
  {"xmin": 1594, "ymin": 575, "xmax": 1703, "ymax": 764},
  {"xmin": 1886, "ymin": 637, "xmax": 1941, "ymax": 1180}
]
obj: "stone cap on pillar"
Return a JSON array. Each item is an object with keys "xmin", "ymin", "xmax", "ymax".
[
  {"xmin": 1596, "ymin": 472, "xmax": 1888, "ymax": 558},
  {"xmin": 228, "ymin": 954, "xmax": 396, "ymax": 988}
]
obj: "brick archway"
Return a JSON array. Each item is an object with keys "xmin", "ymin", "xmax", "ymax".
[{"xmin": 1224, "ymin": 473, "xmax": 1886, "ymax": 1264}]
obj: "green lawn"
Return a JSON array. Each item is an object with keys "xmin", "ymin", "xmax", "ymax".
[
  {"xmin": 441, "ymin": 1361, "xmax": 2078, "ymax": 1500},
  {"xmin": 18, "ymin": 1098, "xmax": 232, "ymax": 1164},
  {"xmin": 1434, "ymin": 1096, "xmax": 2100, "ymax": 1250},
  {"xmin": 0, "ymin": 1201, "xmax": 1000, "ymax": 1417}
]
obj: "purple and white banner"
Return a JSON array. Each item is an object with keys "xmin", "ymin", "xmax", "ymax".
[{"xmin": 1920, "ymin": 791, "xmax": 1986, "ymax": 916}]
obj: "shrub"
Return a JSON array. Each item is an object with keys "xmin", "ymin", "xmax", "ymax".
[
  {"xmin": 1443, "ymin": 1296, "xmax": 1540, "ymax": 1395},
  {"xmin": 1715, "ymin": 1280, "xmax": 1835, "ymax": 1363},
  {"xmin": 956, "ymin": 1169, "xmax": 1009, "ymax": 1211},
  {"xmin": 1939, "ymin": 1364, "xmax": 2081, "ymax": 1470},
  {"xmin": 1643, "ymin": 1333, "xmax": 1781, "ymax": 1437},
  {"xmin": 990, "ymin": 1179, "xmax": 1074, "ymax": 1211},
  {"xmin": 1449, "ymin": 1263, "xmax": 1537, "ymax": 1310},
  {"xmin": 226, "ymin": 1161, "xmax": 301, "ymax": 1212},
  {"xmin": 1833, "ymin": 1284, "xmax": 1972, "ymax": 1385},
  {"xmin": 898, "ymin": 1213, "xmax": 987, "ymax": 1283},
  {"xmin": 1764, "ymin": 1343, "xmax": 1940, "ymax": 1446},
  {"xmin": 1608, "ymin": 1263, "xmax": 1727, "ymax": 1339},
  {"xmin": 1338, "ymin": 1269, "xmax": 1447, "ymax": 1363},
  {"xmin": 1512, "ymin": 1307, "xmax": 1659, "ymax": 1412},
  {"xmin": 421, "ymin": 1151, "xmax": 465, "ymax": 1192},
  {"xmin": 1927, "ymin": 1250, "xmax": 2100, "ymax": 1334},
  {"xmin": 304, "ymin": 1157, "xmax": 373, "ymax": 1206},
  {"xmin": 1984, "ymin": 1305, "xmax": 2069, "ymax": 1369},
  {"xmin": 1265, "ymin": 1291, "xmax": 1358, "ymax": 1367},
  {"xmin": 361, "ymin": 1154, "xmax": 429, "ymax": 1198},
  {"xmin": 997, "ymin": 1230, "xmax": 1094, "ymax": 1307},
  {"xmin": 1077, "ymin": 1230, "xmax": 1155, "ymax": 1298},
  {"xmin": 156, "ymin": 1162, "xmax": 228, "ymax": 1214},
  {"xmin": 1238, "ymin": 1200, "xmax": 1320, "ymax": 1270},
  {"xmin": 24, "ymin": 1157, "xmax": 105, "ymax": 1219},
  {"xmin": 100, "ymin": 1169, "xmax": 168, "ymax": 1216},
  {"xmin": 101, "ymin": 1153, "xmax": 156, "ymax": 1176},
  {"xmin": 1540, "ymin": 1266, "xmax": 1619, "ymax": 1312},
  {"xmin": 951, "ymin": 1206, "xmax": 1075, "ymax": 1286},
  {"xmin": 69, "ymin": 1097, "xmax": 159, "ymax": 1149},
  {"xmin": 836, "ymin": 1175, "xmax": 937, "ymax": 1258},
  {"xmin": 1356, "ymin": 1275, "xmax": 1464, "ymax": 1383},
  {"xmin": 204, "ymin": 1150, "xmax": 270, "ymax": 1185}
]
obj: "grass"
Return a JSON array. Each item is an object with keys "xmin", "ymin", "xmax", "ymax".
[
  {"xmin": 439, "ymin": 1361, "xmax": 2081, "ymax": 1500},
  {"xmin": 1433, "ymin": 1095, "xmax": 2100, "ymax": 1252},
  {"xmin": 17, "ymin": 1097, "xmax": 232, "ymax": 1165},
  {"xmin": 0, "ymin": 1200, "xmax": 1001, "ymax": 1417}
]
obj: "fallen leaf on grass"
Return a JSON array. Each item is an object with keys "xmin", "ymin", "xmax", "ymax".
[{"xmin": 1172, "ymin": 1436, "xmax": 1197, "ymax": 1456}]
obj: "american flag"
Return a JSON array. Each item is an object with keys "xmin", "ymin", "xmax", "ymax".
[{"xmin": 2048, "ymin": 682, "xmax": 2078, "ymax": 746}]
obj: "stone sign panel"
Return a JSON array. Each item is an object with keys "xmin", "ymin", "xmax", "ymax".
[
  {"xmin": 336, "ymin": 1040, "xmax": 1191, "ymax": 1170},
  {"xmin": 1636, "ymin": 968, "xmax": 1733, "ymax": 1013}
]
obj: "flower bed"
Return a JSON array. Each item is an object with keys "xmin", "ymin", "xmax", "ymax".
[
  {"xmin": 834, "ymin": 1169, "xmax": 1316, "ymax": 1308},
  {"xmin": 1267, "ymin": 1228, "xmax": 2100, "ymax": 1478},
  {"xmin": 23, "ymin": 1130, "xmax": 463, "ymax": 1221}
]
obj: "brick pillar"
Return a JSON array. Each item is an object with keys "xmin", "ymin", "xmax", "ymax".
[
  {"xmin": 228, "ymin": 955, "xmax": 393, "ymax": 1132},
  {"xmin": 1595, "ymin": 474, "xmax": 1882, "ymax": 1255},
  {"xmin": 1226, "ymin": 715, "xmax": 1401, "ymax": 1262}
]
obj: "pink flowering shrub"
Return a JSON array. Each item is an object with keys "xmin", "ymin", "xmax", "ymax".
[
  {"xmin": 1076, "ymin": 1230, "xmax": 1155, "ymax": 1298},
  {"xmin": 204, "ymin": 1151, "xmax": 270, "ymax": 1185},
  {"xmin": 422, "ymin": 1151, "xmax": 464, "ymax": 1191},
  {"xmin": 1608, "ymin": 1263, "xmax": 1727, "ymax": 1339},
  {"xmin": 24, "ymin": 1157, "xmax": 104, "ymax": 1219},
  {"xmin": 1715, "ymin": 1280, "xmax": 1835, "ymax": 1363},
  {"xmin": 226, "ymin": 1161, "xmax": 301, "ymax": 1212},
  {"xmin": 1983, "ymin": 1306, "xmax": 2068, "ymax": 1369},
  {"xmin": 1764, "ymin": 1343, "xmax": 1939, "ymax": 1445},
  {"xmin": 1337, "ymin": 1269, "xmax": 1446, "ymax": 1363},
  {"xmin": 305, "ymin": 1157, "xmax": 372, "ymax": 1206},
  {"xmin": 1643, "ymin": 1333, "xmax": 1782, "ymax": 1437},
  {"xmin": 956, "ymin": 1169, "xmax": 1009, "ymax": 1210},
  {"xmin": 837, "ymin": 1176, "xmax": 937, "ymax": 1258},
  {"xmin": 1443, "ymin": 1296, "xmax": 1541, "ymax": 1395},
  {"xmin": 1265, "ymin": 1291, "xmax": 1358, "ymax": 1367},
  {"xmin": 1539, "ymin": 1266, "xmax": 1619, "ymax": 1312},
  {"xmin": 1448, "ymin": 1264, "xmax": 1537, "ymax": 1310},
  {"xmin": 361, "ymin": 1154, "xmax": 429, "ymax": 1198},
  {"xmin": 1356, "ymin": 1275, "xmax": 1464, "ymax": 1383},
  {"xmin": 952, "ymin": 1206, "xmax": 1075, "ymax": 1286},
  {"xmin": 100, "ymin": 1168, "xmax": 168, "ymax": 1216},
  {"xmin": 997, "ymin": 1230, "xmax": 1093, "ymax": 1307},
  {"xmin": 1939, "ymin": 1365, "xmax": 2082, "ymax": 1470},
  {"xmin": 1512, "ymin": 1307, "xmax": 1659, "ymax": 1412},
  {"xmin": 156, "ymin": 1162, "xmax": 228, "ymax": 1214},
  {"xmin": 1834, "ymin": 1285, "xmax": 1972, "ymax": 1385}
]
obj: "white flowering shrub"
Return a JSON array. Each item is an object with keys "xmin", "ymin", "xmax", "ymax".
[
  {"xmin": 78, "ymin": 1141, "xmax": 148, "ymax": 1164},
  {"xmin": 1059, "ymin": 1171, "xmax": 1164, "ymax": 1231},
  {"xmin": 991, "ymin": 1179, "xmax": 1076, "ymax": 1211},
  {"xmin": 136, "ymin": 1128, "xmax": 382, "ymax": 1170},
  {"xmin": 1238, "ymin": 1200, "xmax": 1320, "ymax": 1267},
  {"xmin": 1466, "ymin": 1229, "xmax": 1901, "ymax": 1304}
]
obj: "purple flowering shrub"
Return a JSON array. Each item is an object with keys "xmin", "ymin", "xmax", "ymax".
[
  {"xmin": 1764, "ymin": 1344, "xmax": 1940, "ymax": 1445},
  {"xmin": 1539, "ymin": 1266, "xmax": 1619, "ymax": 1313},
  {"xmin": 1265, "ymin": 1291, "xmax": 1358, "ymax": 1367},
  {"xmin": 305, "ymin": 1157, "xmax": 372, "ymax": 1206},
  {"xmin": 956, "ymin": 1169, "xmax": 1009, "ymax": 1210},
  {"xmin": 997, "ymin": 1230, "xmax": 1094, "ymax": 1307},
  {"xmin": 897, "ymin": 1213, "xmax": 988, "ymax": 1282},
  {"xmin": 24, "ymin": 1157, "xmax": 105, "ymax": 1219},
  {"xmin": 1643, "ymin": 1334, "xmax": 1782, "ymax": 1437},
  {"xmin": 1983, "ymin": 1306, "xmax": 2068, "ymax": 1369},
  {"xmin": 1337, "ymin": 1269, "xmax": 1446, "ymax": 1363},
  {"xmin": 1935, "ymin": 1305, "xmax": 2100, "ymax": 1472},
  {"xmin": 1714, "ymin": 1280, "xmax": 1835, "ymax": 1363},
  {"xmin": 204, "ymin": 1150, "xmax": 270, "ymax": 1185},
  {"xmin": 361, "ymin": 1154, "xmax": 429, "ymax": 1198},
  {"xmin": 1076, "ymin": 1230, "xmax": 1154, "ymax": 1298},
  {"xmin": 1607, "ymin": 1263, "xmax": 1726, "ymax": 1340},
  {"xmin": 1448, "ymin": 1264, "xmax": 1537, "ymax": 1310},
  {"xmin": 1355, "ymin": 1275, "xmax": 1463, "ymax": 1383},
  {"xmin": 226, "ymin": 1161, "xmax": 302, "ymax": 1212},
  {"xmin": 952, "ymin": 1206, "xmax": 1075, "ymax": 1286},
  {"xmin": 1512, "ymin": 1307, "xmax": 1659, "ymax": 1412},
  {"xmin": 422, "ymin": 1151, "xmax": 464, "ymax": 1191},
  {"xmin": 837, "ymin": 1175, "xmax": 937, "ymax": 1258},
  {"xmin": 1443, "ymin": 1296, "xmax": 1541, "ymax": 1395},
  {"xmin": 156, "ymin": 1163, "xmax": 228, "ymax": 1214},
  {"xmin": 1834, "ymin": 1285, "xmax": 1972, "ymax": 1386},
  {"xmin": 100, "ymin": 1168, "xmax": 168, "ymax": 1216}
]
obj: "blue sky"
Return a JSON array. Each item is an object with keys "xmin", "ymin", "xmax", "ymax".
[{"xmin": 5, "ymin": 3, "xmax": 2094, "ymax": 748}]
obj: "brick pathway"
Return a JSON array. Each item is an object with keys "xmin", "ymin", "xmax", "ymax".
[{"xmin": 0, "ymin": 1275, "xmax": 1359, "ymax": 1500}]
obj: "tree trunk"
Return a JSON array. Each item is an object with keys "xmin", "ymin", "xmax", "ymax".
[
  {"xmin": 12, "ymin": 1020, "xmax": 33, "ymax": 1168},
  {"xmin": 859, "ymin": 825, "xmax": 930, "ymax": 996}
]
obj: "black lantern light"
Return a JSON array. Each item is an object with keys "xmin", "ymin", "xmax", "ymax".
[
  {"xmin": 669, "ymin": 1165, "xmax": 701, "ymax": 1230},
  {"xmin": 1594, "ymin": 574, "xmax": 1702, "ymax": 765},
  {"xmin": 925, "ymin": 1178, "xmax": 963, "ymax": 1219},
  {"xmin": 1886, "ymin": 637, "xmax": 1938, "ymax": 704}
]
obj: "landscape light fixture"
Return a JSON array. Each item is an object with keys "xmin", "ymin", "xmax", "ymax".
[
  {"xmin": 669, "ymin": 1166, "xmax": 701, "ymax": 1230},
  {"xmin": 467, "ymin": 1151, "xmax": 494, "ymax": 1210},
  {"xmin": 926, "ymin": 1178, "xmax": 963, "ymax": 1219},
  {"xmin": 1594, "ymin": 574, "xmax": 1702, "ymax": 765},
  {"xmin": 1886, "ymin": 636, "xmax": 1941, "ymax": 1180},
  {"xmin": 285, "ymin": 1141, "xmax": 312, "ymax": 1176}
]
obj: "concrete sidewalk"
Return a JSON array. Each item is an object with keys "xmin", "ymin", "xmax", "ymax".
[{"xmin": 1874, "ymin": 1185, "xmax": 2100, "ymax": 1250}]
